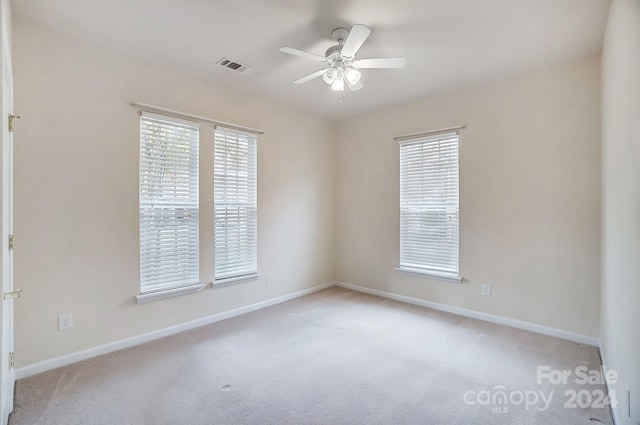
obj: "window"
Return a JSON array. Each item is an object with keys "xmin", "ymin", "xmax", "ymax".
[
  {"xmin": 139, "ymin": 112, "xmax": 199, "ymax": 293},
  {"xmin": 398, "ymin": 131, "xmax": 460, "ymax": 282},
  {"xmin": 214, "ymin": 128, "xmax": 258, "ymax": 281}
]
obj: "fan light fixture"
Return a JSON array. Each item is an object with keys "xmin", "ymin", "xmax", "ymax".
[
  {"xmin": 344, "ymin": 67, "xmax": 361, "ymax": 85},
  {"xmin": 322, "ymin": 68, "xmax": 338, "ymax": 84},
  {"xmin": 331, "ymin": 77, "xmax": 345, "ymax": 92},
  {"xmin": 280, "ymin": 24, "xmax": 407, "ymax": 94},
  {"xmin": 321, "ymin": 66, "xmax": 361, "ymax": 92}
]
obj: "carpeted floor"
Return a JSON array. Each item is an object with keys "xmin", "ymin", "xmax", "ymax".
[{"xmin": 10, "ymin": 287, "xmax": 612, "ymax": 425}]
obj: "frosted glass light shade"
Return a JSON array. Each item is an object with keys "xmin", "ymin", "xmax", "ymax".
[
  {"xmin": 344, "ymin": 67, "xmax": 362, "ymax": 85},
  {"xmin": 331, "ymin": 78, "xmax": 345, "ymax": 91},
  {"xmin": 322, "ymin": 68, "xmax": 338, "ymax": 84}
]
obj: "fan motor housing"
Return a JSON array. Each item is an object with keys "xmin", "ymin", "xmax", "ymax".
[
  {"xmin": 325, "ymin": 44, "xmax": 342, "ymax": 62},
  {"xmin": 326, "ymin": 27, "xmax": 355, "ymax": 64}
]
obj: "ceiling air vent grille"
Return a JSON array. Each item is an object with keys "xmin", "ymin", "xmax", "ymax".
[{"xmin": 217, "ymin": 57, "xmax": 251, "ymax": 73}]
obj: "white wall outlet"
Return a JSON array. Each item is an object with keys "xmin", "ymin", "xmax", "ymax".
[
  {"xmin": 265, "ymin": 275, "xmax": 272, "ymax": 284},
  {"xmin": 481, "ymin": 284, "xmax": 491, "ymax": 296},
  {"xmin": 58, "ymin": 313, "xmax": 73, "ymax": 331}
]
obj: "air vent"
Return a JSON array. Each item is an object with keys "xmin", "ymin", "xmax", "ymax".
[{"xmin": 217, "ymin": 57, "xmax": 251, "ymax": 73}]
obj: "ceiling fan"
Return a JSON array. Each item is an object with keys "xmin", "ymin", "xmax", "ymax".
[{"xmin": 280, "ymin": 24, "xmax": 407, "ymax": 92}]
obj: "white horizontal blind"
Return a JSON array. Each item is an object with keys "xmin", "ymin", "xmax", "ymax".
[
  {"xmin": 400, "ymin": 132, "xmax": 459, "ymax": 275},
  {"xmin": 139, "ymin": 112, "xmax": 199, "ymax": 293},
  {"xmin": 214, "ymin": 128, "xmax": 257, "ymax": 280}
]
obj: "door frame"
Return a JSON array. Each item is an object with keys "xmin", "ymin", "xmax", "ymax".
[{"xmin": 0, "ymin": 1, "xmax": 14, "ymax": 422}]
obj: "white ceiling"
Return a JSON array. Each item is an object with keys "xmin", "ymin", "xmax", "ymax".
[{"xmin": 13, "ymin": 0, "xmax": 610, "ymax": 119}]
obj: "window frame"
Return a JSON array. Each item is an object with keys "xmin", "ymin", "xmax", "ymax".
[
  {"xmin": 137, "ymin": 112, "xmax": 203, "ymax": 299},
  {"xmin": 396, "ymin": 130, "xmax": 462, "ymax": 284},
  {"xmin": 213, "ymin": 127, "xmax": 259, "ymax": 284}
]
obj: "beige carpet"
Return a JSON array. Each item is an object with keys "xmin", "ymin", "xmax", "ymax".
[{"xmin": 10, "ymin": 287, "xmax": 612, "ymax": 424}]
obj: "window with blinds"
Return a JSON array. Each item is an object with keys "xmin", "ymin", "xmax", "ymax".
[
  {"xmin": 399, "ymin": 132, "xmax": 460, "ymax": 279},
  {"xmin": 139, "ymin": 112, "xmax": 199, "ymax": 293},
  {"xmin": 214, "ymin": 128, "xmax": 257, "ymax": 281}
]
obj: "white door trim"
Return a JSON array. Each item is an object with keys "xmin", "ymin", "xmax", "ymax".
[{"xmin": 0, "ymin": 2, "xmax": 14, "ymax": 422}]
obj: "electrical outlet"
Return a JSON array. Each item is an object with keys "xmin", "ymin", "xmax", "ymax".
[
  {"xmin": 58, "ymin": 313, "xmax": 73, "ymax": 331},
  {"xmin": 481, "ymin": 284, "xmax": 491, "ymax": 296},
  {"xmin": 265, "ymin": 275, "xmax": 272, "ymax": 284}
]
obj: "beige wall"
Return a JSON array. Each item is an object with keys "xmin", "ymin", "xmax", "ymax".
[
  {"xmin": 335, "ymin": 55, "xmax": 602, "ymax": 338},
  {"xmin": 13, "ymin": 16, "xmax": 606, "ymax": 371},
  {"xmin": 601, "ymin": 0, "xmax": 640, "ymax": 423},
  {"xmin": 13, "ymin": 20, "xmax": 335, "ymax": 367}
]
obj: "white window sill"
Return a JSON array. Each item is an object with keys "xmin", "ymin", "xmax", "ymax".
[
  {"xmin": 136, "ymin": 283, "xmax": 208, "ymax": 304},
  {"xmin": 212, "ymin": 273, "xmax": 261, "ymax": 288},
  {"xmin": 395, "ymin": 267, "xmax": 462, "ymax": 284}
]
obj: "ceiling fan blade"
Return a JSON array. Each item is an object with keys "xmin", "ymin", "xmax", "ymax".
[
  {"xmin": 280, "ymin": 47, "xmax": 326, "ymax": 62},
  {"xmin": 354, "ymin": 57, "xmax": 407, "ymax": 69},
  {"xmin": 294, "ymin": 69, "xmax": 327, "ymax": 84},
  {"xmin": 341, "ymin": 24, "xmax": 371, "ymax": 58},
  {"xmin": 346, "ymin": 79, "xmax": 363, "ymax": 91}
]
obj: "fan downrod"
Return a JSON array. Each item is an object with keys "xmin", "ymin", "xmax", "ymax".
[{"xmin": 326, "ymin": 27, "xmax": 350, "ymax": 61}]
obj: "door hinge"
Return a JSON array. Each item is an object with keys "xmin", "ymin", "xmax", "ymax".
[
  {"xmin": 9, "ymin": 352, "xmax": 14, "ymax": 369},
  {"xmin": 3, "ymin": 288, "xmax": 21, "ymax": 300},
  {"xmin": 8, "ymin": 234, "xmax": 13, "ymax": 250},
  {"xmin": 8, "ymin": 114, "xmax": 20, "ymax": 133}
]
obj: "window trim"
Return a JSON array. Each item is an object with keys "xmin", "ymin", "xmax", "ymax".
[
  {"xmin": 213, "ymin": 126, "xmax": 259, "ymax": 281},
  {"xmin": 395, "ymin": 267, "xmax": 462, "ymax": 284},
  {"xmin": 135, "ymin": 283, "xmax": 208, "ymax": 303},
  {"xmin": 397, "ymin": 129, "xmax": 461, "ymax": 281},
  {"xmin": 138, "ymin": 111, "xmax": 200, "ymax": 295},
  {"xmin": 212, "ymin": 273, "xmax": 261, "ymax": 287}
]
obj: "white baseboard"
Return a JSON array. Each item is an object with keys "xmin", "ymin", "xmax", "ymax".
[
  {"xmin": 600, "ymin": 351, "xmax": 620, "ymax": 425},
  {"xmin": 16, "ymin": 280, "xmax": 600, "ymax": 381},
  {"xmin": 333, "ymin": 281, "xmax": 599, "ymax": 347},
  {"xmin": 15, "ymin": 282, "xmax": 334, "ymax": 380}
]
